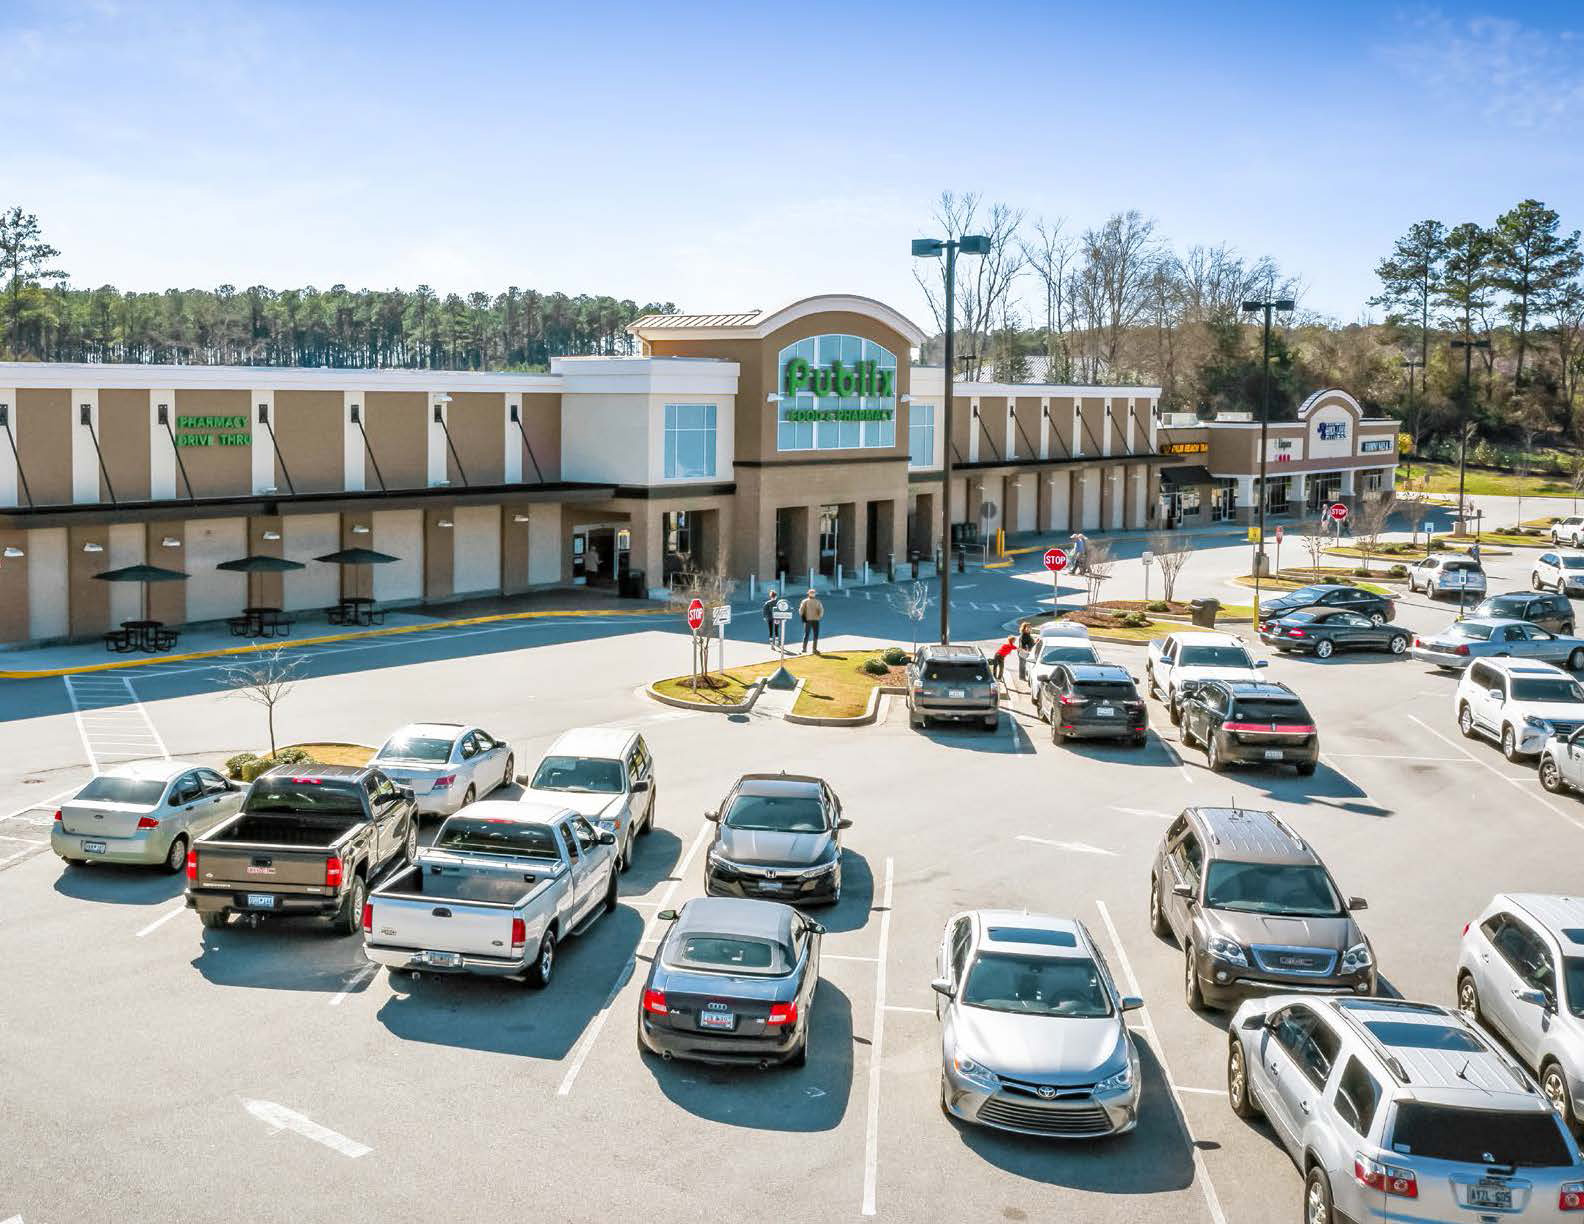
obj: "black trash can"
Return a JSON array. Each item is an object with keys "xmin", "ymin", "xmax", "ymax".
[
  {"xmin": 1189, "ymin": 597, "xmax": 1220, "ymax": 628},
  {"xmin": 619, "ymin": 569, "xmax": 645, "ymax": 599}
]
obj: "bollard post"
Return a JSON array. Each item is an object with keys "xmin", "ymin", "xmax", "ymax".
[
  {"xmin": 956, "ymin": 549, "xmax": 965, "ymax": 573},
  {"xmin": 808, "ymin": 566, "xmax": 815, "ymax": 592},
  {"xmin": 862, "ymin": 561, "xmax": 870, "ymax": 585},
  {"xmin": 887, "ymin": 552, "xmax": 896, "ymax": 583},
  {"xmin": 749, "ymin": 574, "xmax": 756, "ymax": 602},
  {"xmin": 835, "ymin": 563, "xmax": 843, "ymax": 589},
  {"xmin": 910, "ymin": 550, "xmax": 920, "ymax": 579}
]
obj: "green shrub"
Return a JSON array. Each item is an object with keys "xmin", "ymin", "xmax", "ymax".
[
  {"xmin": 1146, "ymin": 600, "xmax": 1170, "ymax": 613},
  {"xmin": 239, "ymin": 758, "xmax": 271, "ymax": 782},
  {"xmin": 861, "ymin": 657, "xmax": 890, "ymax": 677},
  {"xmin": 225, "ymin": 752, "xmax": 260, "ymax": 781},
  {"xmin": 1120, "ymin": 611, "xmax": 1149, "ymax": 628},
  {"xmin": 881, "ymin": 646, "xmax": 908, "ymax": 666},
  {"xmin": 272, "ymin": 746, "xmax": 314, "ymax": 766},
  {"xmin": 1389, "ymin": 564, "xmax": 1408, "ymax": 577}
]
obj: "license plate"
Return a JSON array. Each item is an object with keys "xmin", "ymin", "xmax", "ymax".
[
  {"xmin": 245, "ymin": 893, "xmax": 276, "ymax": 909},
  {"xmin": 1263, "ymin": 749, "xmax": 1283, "ymax": 760},
  {"xmin": 423, "ymin": 950, "xmax": 461, "ymax": 968},
  {"xmin": 948, "ymin": 689, "xmax": 966, "ymax": 699},
  {"xmin": 82, "ymin": 840, "xmax": 106, "ymax": 854},
  {"xmin": 1095, "ymin": 706, "xmax": 1116, "ymax": 717},
  {"xmin": 699, "ymin": 1010, "xmax": 735, "ymax": 1030},
  {"xmin": 1468, "ymin": 1185, "xmax": 1511, "ymax": 1209},
  {"xmin": 758, "ymin": 881, "xmax": 784, "ymax": 893}
]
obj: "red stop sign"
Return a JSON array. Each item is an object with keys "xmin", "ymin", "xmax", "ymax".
[
  {"xmin": 686, "ymin": 598, "xmax": 705, "ymax": 630},
  {"xmin": 1327, "ymin": 502, "xmax": 1349, "ymax": 523},
  {"xmin": 1043, "ymin": 547, "xmax": 1069, "ymax": 572}
]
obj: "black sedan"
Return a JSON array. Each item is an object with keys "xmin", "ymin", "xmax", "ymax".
[
  {"xmin": 1041, "ymin": 663, "xmax": 1148, "ymax": 745},
  {"xmin": 704, "ymin": 773, "xmax": 850, "ymax": 905},
  {"xmin": 1258, "ymin": 608, "xmax": 1412, "ymax": 658},
  {"xmin": 1257, "ymin": 583, "xmax": 1395, "ymax": 625},
  {"xmin": 638, "ymin": 897, "xmax": 822, "ymax": 1067}
]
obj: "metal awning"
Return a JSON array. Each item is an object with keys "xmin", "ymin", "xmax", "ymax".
[{"xmin": 1159, "ymin": 465, "xmax": 1212, "ymax": 487}]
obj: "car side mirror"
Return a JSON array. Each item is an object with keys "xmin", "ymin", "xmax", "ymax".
[
  {"xmin": 1120, "ymin": 995, "xmax": 1144, "ymax": 1012},
  {"xmin": 400, "ymin": 786, "xmax": 416, "ymax": 803},
  {"xmin": 657, "ymin": 908, "xmax": 679, "ymax": 921},
  {"xmin": 1171, "ymin": 882, "xmax": 1194, "ymax": 899},
  {"xmin": 597, "ymin": 830, "xmax": 616, "ymax": 846},
  {"xmin": 930, "ymin": 976, "xmax": 955, "ymax": 998},
  {"xmin": 1239, "ymin": 1012, "xmax": 1268, "ymax": 1031},
  {"xmin": 1516, "ymin": 987, "xmax": 1548, "ymax": 1009},
  {"xmin": 805, "ymin": 920, "xmax": 826, "ymax": 936},
  {"xmin": 1348, "ymin": 896, "xmax": 1368, "ymax": 911},
  {"xmin": 631, "ymin": 778, "xmax": 650, "ymax": 792},
  {"xmin": 1488, "ymin": 689, "xmax": 1503, "ymax": 702},
  {"xmin": 837, "ymin": 818, "xmax": 853, "ymax": 830},
  {"xmin": 704, "ymin": 809, "xmax": 720, "ymax": 822},
  {"xmin": 1254, "ymin": 659, "xmax": 1269, "ymax": 669}
]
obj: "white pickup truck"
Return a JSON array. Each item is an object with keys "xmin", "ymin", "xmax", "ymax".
[
  {"xmin": 1145, "ymin": 630, "xmax": 1268, "ymax": 724},
  {"xmin": 362, "ymin": 800, "xmax": 618, "ymax": 989}
]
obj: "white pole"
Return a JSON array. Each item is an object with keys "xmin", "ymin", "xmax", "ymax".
[
  {"xmin": 836, "ymin": 563, "xmax": 843, "ymax": 589},
  {"xmin": 749, "ymin": 573, "xmax": 755, "ymax": 601},
  {"xmin": 720, "ymin": 618, "xmax": 727, "ymax": 672}
]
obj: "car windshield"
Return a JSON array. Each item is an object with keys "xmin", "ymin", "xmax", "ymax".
[
  {"xmin": 1564, "ymin": 557, "xmax": 1584, "ymax": 570},
  {"xmin": 1040, "ymin": 643, "xmax": 1099, "ymax": 665},
  {"xmin": 1389, "ymin": 1104, "xmax": 1572, "ymax": 1168},
  {"xmin": 1565, "ymin": 958, "xmax": 1584, "ymax": 1016},
  {"xmin": 666, "ymin": 933, "xmax": 788, "ymax": 976},
  {"xmin": 1451, "ymin": 623, "xmax": 1495, "ymax": 640},
  {"xmin": 244, "ymin": 778, "xmax": 365, "ymax": 815},
  {"xmin": 724, "ymin": 794, "xmax": 827, "ymax": 833},
  {"xmin": 924, "ymin": 660, "xmax": 989, "ymax": 683},
  {"xmin": 434, "ymin": 818, "xmax": 561, "ymax": 860},
  {"xmin": 1512, "ymin": 678, "xmax": 1584, "ymax": 703},
  {"xmin": 74, "ymin": 775, "xmax": 166, "ymax": 805},
  {"xmin": 530, "ymin": 755, "xmax": 623, "ymax": 793},
  {"xmin": 1229, "ymin": 699, "xmax": 1311, "ymax": 723},
  {"xmin": 960, "ymin": 952, "xmax": 1112, "ymax": 1017},
  {"xmin": 1203, "ymin": 862, "xmax": 1342, "ymax": 916},
  {"xmin": 376, "ymin": 735, "xmax": 453, "ymax": 763},
  {"xmin": 1280, "ymin": 586, "xmax": 1330, "ymax": 603},
  {"xmin": 1178, "ymin": 645, "xmax": 1252, "ymax": 667}
]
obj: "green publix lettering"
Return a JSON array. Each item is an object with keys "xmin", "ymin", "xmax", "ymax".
[{"xmin": 783, "ymin": 358, "xmax": 894, "ymax": 399}]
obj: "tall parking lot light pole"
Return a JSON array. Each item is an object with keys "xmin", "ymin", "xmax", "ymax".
[
  {"xmin": 1402, "ymin": 356, "xmax": 1424, "ymax": 487},
  {"xmin": 1450, "ymin": 337, "xmax": 1490, "ymax": 537},
  {"xmin": 913, "ymin": 233, "xmax": 989, "ymax": 644},
  {"xmin": 1240, "ymin": 297, "xmax": 1295, "ymax": 623}
]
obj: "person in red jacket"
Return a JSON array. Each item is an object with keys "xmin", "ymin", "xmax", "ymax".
[{"xmin": 990, "ymin": 636, "xmax": 1016, "ymax": 682}]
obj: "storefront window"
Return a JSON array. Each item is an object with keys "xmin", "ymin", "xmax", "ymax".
[
  {"xmin": 664, "ymin": 404, "xmax": 717, "ymax": 479},
  {"xmin": 909, "ymin": 403, "xmax": 935, "ymax": 468},
  {"xmin": 777, "ymin": 333, "xmax": 897, "ymax": 452}
]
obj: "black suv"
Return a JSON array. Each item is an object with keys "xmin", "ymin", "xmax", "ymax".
[
  {"xmin": 1041, "ymin": 663, "xmax": 1148, "ymax": 746},
  {"xmin": 1179, "ymin": 680, "xmax": 1319, "ymax": 775},
  {"xmin": 1257, "ymin": 582, "xmax": 1395, "ymax": 625},
  {"xmin": 1470, "ymin": 592, "xmax": 1576, "ymax": 636}
]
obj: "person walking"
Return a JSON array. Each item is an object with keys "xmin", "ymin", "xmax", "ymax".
[
  {"xmin": 1016, "ymin": 620, "xmax": 1035, "ymax": 685},
  {"xmin": 1070, "ymin": 532, "xmax": 1088, "ymax": 576},
  {"xmin": 1469, "ymin": 537, "xmax": 1482, "ymax": 565},
  {"xmin": 798, "ymin": 588, "xmax": 825, "ymax": 654},
  {"xmin": 990, "ymin": 636, "xmax": 1016, "ymax": 683},
  {"xmin": 763, "ymin": 588, "xmax": 780, "ymax": 649}
]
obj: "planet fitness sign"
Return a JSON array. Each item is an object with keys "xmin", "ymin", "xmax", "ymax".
[{"xmin": 782, "ymin": 357, "xmax": 896, "ymax": 400}]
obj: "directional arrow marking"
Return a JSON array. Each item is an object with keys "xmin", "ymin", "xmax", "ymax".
[{"xmin": 1014, "ymin": 835, "xmax": 1116, "ymax": 856}]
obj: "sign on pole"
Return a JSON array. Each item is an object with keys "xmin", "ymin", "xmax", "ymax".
[
  {"xmin": 1274, "ymin": 526, "xmax": 1284, "ymax": 543},
  {"xmin": 1326, "ymin": 502, "xmax": 1349, "ymax": 523},
  {"xmin": 1141, "ymin": 550, "xmax": 1154, "ymax": 601},
  {"xmin": 1274, "ymin": 525, "xmax": 1284, "ymax": 573},
  {"xmin": 1042, "ymin": 547, "xmax": 1068, "ymax": 572},
  {"xmin": 711, "ymin": 605, "xmax": 732, "ymax": 626},
  {"xmin": 686, "ymin": 598, "xmax": 705, "ymax": 632}
]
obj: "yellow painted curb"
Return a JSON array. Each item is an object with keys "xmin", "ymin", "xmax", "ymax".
[
  {"xmin": 0, "ymin": 606, "xmax": 669, "ymax": 680},
  {"xmin": 983, "ymin": 560, "xmax": 1013, "ymax": 569}
]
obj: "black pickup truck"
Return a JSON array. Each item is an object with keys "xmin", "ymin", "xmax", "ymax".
[{"xmin": 186, "ymin": 764, "xmax": 419, "ymax": 934}]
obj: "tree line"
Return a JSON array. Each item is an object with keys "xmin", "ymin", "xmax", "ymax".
[{"xmin": 0, "ymin": 205, "xmax": 674, "ymax": 369}]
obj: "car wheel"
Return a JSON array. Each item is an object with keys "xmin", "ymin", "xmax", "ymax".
[
  {"xmin": 1296, "ymin": 761, "xmax": 1317, "ymax": 777},
  {"xmin": 1457, "ymin": 971, "xmax": 1482, "ymax": 1021},
  {"xmin": 1184, "ymin": 946, "xmax": 1206, "ymax": 1011},
  {"xmin": 1168, "ymin": 695, "xmax": 1182, "ymax": 726},
  {"xmin": 1569, "ymin": 649, "xmax": 1584, "ymax": 672},
  {"xmin": 199, "ymin": 910, "xmax": 229, "ymax": 930},
  {"xmin": 1181, "ymin": 719, "xmax": 1197, "ymax": 748},
  {"xmin": 909, "ymin": 711, "xmax": 924, "ymax": 730},
  {"xmin": 163, "ymin": 833, "xmax": 188, "ymax": 875},
  {"xmin": 1149, "ymin": 874, "xmax": 1170, "ymax": 937},
  {"xmin": 1207, "ymin": 736, "xmax": 1225, "ymax": 772},
  {"xmin": 1543, "ymin": 1061, "xmax": 1575, "ymax": 1128},
  {"xmin": 500, "ymin": 755, "xmax": 515, "ymax": 791},
  {"xmin": 1304, "ymin": 1166, "xmax": 1335, "ymax": 1224},
  {"xmin": 1131, "ymin": 734, "xmax": 1147, "ymax": 747},
  {"xmin": 1458, "ymin": 704, "xmax": 1476, "ymax": 738},
  {"xmin": 461, "ymin": 785, "xmax": 476, "ymax": 809},
  {"xmin": 787, "ymin": 1023, "xmax": 809, "ymax": 1068},
  {"xmin": 618, "ymin": 831, "xmax": 634, "ymax": 873},
  {"xmin": 1428, "ymin": 582, "xmax": 1439, "ymax": 600},
  {"xmin": 1369, "ymin": 611, "xmax": 1385, "ymax": 626},
  {"xmin": 528, "ymin": 930, "xmax": 556, "ymax": 989},
  {"xmin": 1050, "ymin": 720, "xmax": 1065, "ymax": 745},
  {"xmin": 1541, "ymin": 755, "xmax": 1567, "ymax": 794},
  {"xmin": 1315, "ymin": 639, "xmax": 1335, "ymax": 659},
  {"xmin": 1501, "ymin": 724, "xmax": 1522, "ymax": 761},
  {"xmin": 983, "ymin": 715, "xmax": 998, "ymax": 731},
  {"xmin": 1389, "ymin": 634, "xmax": 1406, "ymax": 654},
  {"xmin": 333, "ymin": 875, "xmax": 366, "ymax": 937},
  {"xmin": 1534, "ymin": 572, "xmax": 1544, "ymax": 590},
  {"xmin": 603, "ymin": 872, "xmax": 619, "ymax": 914},
  {"xmin": 1146, "ymin": 665, "xmax": 1157, "ymax": 696},
  {"xmin": 403, "ymin": 823, "xmax": 418, "ymax": 863},
  {"xmin": 1227, "ymin": 1039, "xmax": 1259, "ymax": 1119}
]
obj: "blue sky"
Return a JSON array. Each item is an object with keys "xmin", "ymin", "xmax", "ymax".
[{"xmin": 4, "ymin": 1, "xmax": 1582, "ymax": 328}]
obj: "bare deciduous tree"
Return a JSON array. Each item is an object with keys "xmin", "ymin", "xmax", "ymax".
[
  {"xmin": 1075, "ymin": 211, "xmax": 1161, "ymax": 379},
  {"xmin": 913, "ymin": 191, "xmax": 1025, "ymax": 380},
  {"xmin": 666, "ymin": 547, "xmax": 738, "ymax": 687},
  {"xmin": 888, "ymin": 581, "xmax": 933, "ymax": 654},
  {"xmin": 223, "ymin": 646, "xmax": 303, "ymax": 758},
  {"xmin": 1300, "ymin": 531, "xmax": 1328, "ymax": 573},
  {"xmin": 1083, "ymin": 540, "xmax": 1115, "ymax": 606},
  {"xmin": 1020, "ymin": 217, "xmax": 1077, "ymax": 382},
  {"xmin": 1350, "ymin": 492, "xmax": 1397, "ymax": 572},
  {"xmin": 1147, "ymin": 530, "xmax": 1196, "ymax": 603},
  {"xmin": 1399, "ymin": 494, "xmax": 1430, "ymax": 548}
]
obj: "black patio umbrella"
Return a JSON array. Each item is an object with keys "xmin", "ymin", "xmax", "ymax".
[
  {"xmin": 93, "ymin": 563, "xmax": 190, "ymax": 622},
  {"xmin": 314, "ymin": 547, "xmax": 399, "ymax": 600},
  {"xmin": 216, "ymin": 554, "xmax": 308, "ymax": 610}
]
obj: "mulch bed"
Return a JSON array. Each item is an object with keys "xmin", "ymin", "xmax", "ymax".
[{"xmin": 1062, "ymin": 607, "xmax": 1154, "ymax": 629}]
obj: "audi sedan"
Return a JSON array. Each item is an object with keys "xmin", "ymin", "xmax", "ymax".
[
  {"xmin": 638, "ymin": 897, "xmax": 822, "ymax": 1068},
  {"xmin": 372, "ymin": 723, "xmax": 514, "ymax": 817},
  {"xmin": 703, "ymin": 773, "xmax": 850, "ymax": 905},
  {"xmin": 934, "ymin": 910, "xmax": 1142, "ymax": 1138}
]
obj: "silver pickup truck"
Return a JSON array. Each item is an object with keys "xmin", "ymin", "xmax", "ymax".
[{"xmin": 362, "ymin": 800, "xmax": 618, "ymax": 989}]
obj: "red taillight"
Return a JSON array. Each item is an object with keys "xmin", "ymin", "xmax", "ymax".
[
  {"xmin": 1285, "ymin": 628, "xmax": 1307, "ymax": 638},
  {"xmin": 53, "ymin": 808, "xmax": 62, "ymax": 823},
  {"xmin": 510, "ymin": 917, "xmax": 527, "ymax": 950},
  {"xmin": 136, "ymin": 815, "xmax": 160, "ymax": 829},
  {"xmin": 290, "ymin": 777, "xmax": 323, "ymax": 784},
  {"xmin": 325, "ymin": 856, "xmax": 344, "ymax": 888},
  {"xmin": 1354, "ymin": 1154, "xmax": 1417, "ymax": 1199},
  {"xmin": 767, "ymin": 1001, "xmax": 798, "ymax": 1026},
  {"xmin": 1560, "ymin": 1181, "xmax": 1584, "ymax": 1211},
  {"xmin": 1453, "ymin": 644, "xmax": 1470, "ymax": 656},
  {"xmin": 642, "ymin": 988, "xmax": 668, "ymax": 1015},
  {"xmin": 185, "ymin": 849, "xmax": 197, "ymax": 882},
  {"xmin": 432, "ymin": 774, "xmax": 456, "ymax": 790},
  {"xmin": 1059, "ymin": 695, "xmax": 1086, "ymax": 706},
  {"xmin": 361, "ymin": 902, "xmax": 373, "ymax": 934},
  {"xmin": 1223, "ymin": 722, "xmax": 1315, "ymax": 734},
  {"xmin": 1462, "ymin": 921, "xmax": 1471, "ymax": 936},
  {"xmin": 1412, "ymin": 637, "xmax": 1422, "ymax": 648}
]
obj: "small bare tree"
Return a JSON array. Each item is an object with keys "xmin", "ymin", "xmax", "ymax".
[
  {"xmin": 1399, "ymin": 494, "xmax": 1430, "ymax": 549},
  {"xmin": 1300, "ymin": 531, "xmax": 1328, "ymax": 573},
  {"xmin": 1146, "ymin": 530, "xmax": 1196, "ymax": 603},
  {"xmin": 1350, "ymin": 492, "xmax": 1396, "ymax": 572},
  {"xmin": 223, "ymin": 646, "xmax": 303, "ymax": 759},
  {"xmin": 888, "ymin": 581, "xmax": 933, "ymax": 654},
  {"xmin": 1083, "ymin": 540, "xmax": 1115, "ymax": 606}
]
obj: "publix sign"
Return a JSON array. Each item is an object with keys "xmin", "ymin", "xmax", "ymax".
[{"xmin": 783, "ymin": 357, "xmax": 895, "ymax": 400}]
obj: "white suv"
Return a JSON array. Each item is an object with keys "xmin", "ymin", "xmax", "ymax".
[
  {"xmin": 1534, "ymin": 550, "xmax": 1584, "ymax": 597},
  {"xmin": 1027, "ymin": 625, "xmax": 1102, "ymax": 720},
  {"xmin": 1456, "ymin": 658, "xmax": 1584, "ymax": 761},
  {"xmin": 1146, "ymin": 630, "xmax": 1268, "ymax": 724},
  {"xmin": 1553, "ymin": 517, "xmax": 1584, "ymax": 546},
  {"xmin": 1227, "ymin": 994, "xmax": 1584, "ymax": 1221}
]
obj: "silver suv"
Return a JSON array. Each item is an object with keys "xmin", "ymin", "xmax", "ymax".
[
  {"xmin": 1458, "ymin": 894, "xmax": 1584, "ymax": 1133},
  {"xmin": 1227, "ymin": 995, "xmax": 1584, "ymax": 1222}
]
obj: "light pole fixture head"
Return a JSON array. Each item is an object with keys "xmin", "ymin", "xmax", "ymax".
[
  {"xmin": 1241, "ymin": 300, "xmax": 1261, "ymax": 313},
  {"xmin": 1274, "ymin": 299, "xmax": 1295, "ymax": 312},
  {"xmin": 910, "ymin": 238, "xmax": 944, "ymax": 258},
  {"xmin": 958, "ymin": 234, "xmax": 991, "ymax": 255}
]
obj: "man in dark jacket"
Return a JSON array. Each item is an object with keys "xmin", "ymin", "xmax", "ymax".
[{"xmin": 763, "ymin": 589, "xmax": 780, "ymax": 648}]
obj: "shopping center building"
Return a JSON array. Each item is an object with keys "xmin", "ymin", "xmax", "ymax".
[{"xmin": 0, "ymin": 293, "xmax": 1396, "ymax": 647}]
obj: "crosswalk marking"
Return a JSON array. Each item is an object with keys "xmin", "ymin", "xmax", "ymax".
[{"xmin": 62, "ymin": 675, "xmax": 170, "ymax": 773}]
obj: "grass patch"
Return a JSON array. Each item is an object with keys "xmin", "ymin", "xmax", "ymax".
[
  {"xmin": 651, "ymin": 671, "xmax": 754, "ymax": 706},
  {"xmin": 1523, "ymin": 516, "xmax": 1565, "ymax": 529},
  {"xmin": 282, "ymin": 742, "xmax": 373, "ymax": 767},
  {"xmin": 1408, "ymin": 462, "xmax": 1576, "ymax": 498},
  {"xmin": 1430, "ymin": 531, "xmax": 1547, "ymax": 550},
  {"xmin": 654, "ymin": 650, "xmax": 905, "ymax": 718},
  {"xmin": 1228, "ymin": 573, "xmax": 1392, "ymax": 595}
]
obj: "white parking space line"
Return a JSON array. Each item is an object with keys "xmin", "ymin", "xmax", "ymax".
[
  {"xmin": 241, "ymin": 1099, "xmax": 371, "ymax": 1158},
  {"xmin": 1406, "ymin": 714, "xmax": 1584, "ymax": 835},
  {"xmin": 0, "ymin": 846, "xmax": 41, "ymax": 869},
  {"xmin": 1172, "ymin": 1085, "xmax": 1223, "ymax": 1096},
  {"xmin": 1163, "ymin": 741, "xmax": 1195, "ymax": 784},
  {"xmin": 1095, "ymin": 900, "xmax": 1228, "ymax": 1224},
  {"xmin": 1113, "ymin": 806, "xmax": 1172, "ymax": 819},
  {"xmin": 329, "ymin": 962, "xmax": 378, "ymax": 1006},
  {"xmin": 822, "ymin": 953, "xmax": 879, "ymax": 963},
  {"xmin": 1014, "ymin": 835, "xmax": 1116, "ymax": 856},
  {"xmin": 882, "ymin": 1004, "xmax": 933, "ymax": 1015},
  {"xmin": 1325, "ymin": 752, "xmax": 1467, "ymax": 762},
  {"xmin": 557, "ymin": 822, "xmax": 713, "ymax": 1098},
  {"xmin": 0, "ymin": 833, "xmax": 39, "ymax": 843},
  {"xmin": 134, "ymin": 904, "xmax": 186, "ymax": 938},
  {"xmin": 3, "ymin": 786, "xmax": 80, "ymax": 822},
  {"xmin": 62, "ymin": 675, "xmax": 169, "ymax": 772},
  {"xmin": 860, "ymin": 855, "xmax": 895, "ymax": 1218}
]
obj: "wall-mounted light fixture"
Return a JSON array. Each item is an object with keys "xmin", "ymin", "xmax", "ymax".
[
  {"xmin": 157, "ymin": 404, "xmax": 169, "ymax": 424},
  {"xmin": 436, "ymin": 519, "xmax": 454, "ymax": 529},
  {"xmin": 351, "ymin": 524, "xmax": 371, "ymax": 535},
  {"xmin": 82, "ymin": 541, "xmax": 104, "ymax": 553},
  {"xmin": 349, "ymin": 405, "xmax": 360, "ymax": 422},
  {"xmin": 0, "ymin": 405, "xmax": 8, "ymax": 425},
  {"xmin": 260, "ymin": 485, "xmax": 278, "ymax": 495},
  {"xmin": 3, "ymin": 546, "xmax": 24, "ymax": 559},
  {"xmin": 509, "ymin": 405, "xmax": 519, "ymax": 422},
  {"xmin": 261, "ymin": 530, "xmax": 281, "ymax": 541},
  {"xmin": 257, "ymin": 404, "xmax": 269, "ymax": 423},
  {"xmin": 79, "ymin": 404, "xmax": 93, "ymax": 425},
  {"xmin": 900, "ymin": 394, "xmax": 913, "ymax": 403},
  {"xmin": 512, "ymin": 513, "xmax": 530, "ymax": 523},
  {"xmin": 160, "ymin": 537, "xmax": 181, "ymax": 548}
]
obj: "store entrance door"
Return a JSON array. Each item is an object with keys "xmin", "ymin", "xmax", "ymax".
[
  {"xmin": 1306, "ymin": 475, "xmax": 1342, "ymax": 515},
  {"xmin": 817, "ymin": 504, "xmax": 839, "ymax": 578}
]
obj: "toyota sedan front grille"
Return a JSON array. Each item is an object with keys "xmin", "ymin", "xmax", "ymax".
[{"xmin": 976, "ymin": 1098, "xmax": 1114, "ymax": 1136}]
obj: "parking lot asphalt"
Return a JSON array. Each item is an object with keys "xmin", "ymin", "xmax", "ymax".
[{"xmin": 4, "ymin": 523, "xmax": 1582, "ymax": 1223}]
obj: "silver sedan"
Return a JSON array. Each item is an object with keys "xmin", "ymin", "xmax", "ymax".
[
  {"xmin": 371, "ymin": 723, "xmax": 515, "ymax": 817},
  {"xmin": 933, "ymin": 909, "xmax": 1142, "ymax": 1138},
  {"xmin": 52, "ymin": 760, "xmax": 245, "ymax": 871},
  {"xmin": 1411, "ymin": 617, "xmax": 1584, "ymax": 671}
]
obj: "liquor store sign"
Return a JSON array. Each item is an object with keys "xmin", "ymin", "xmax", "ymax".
[{"xmin": 175, "ymin": 415, "xmax": 251, "ymax": 448}]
